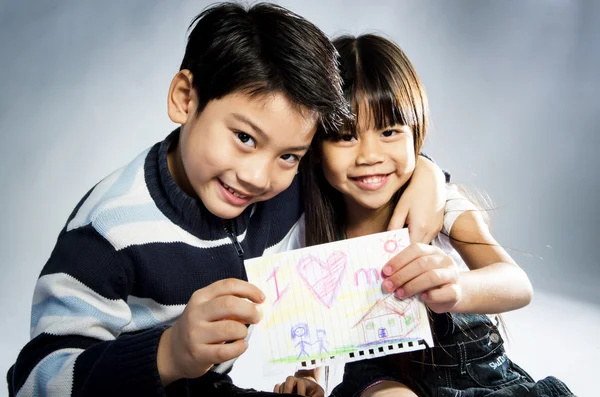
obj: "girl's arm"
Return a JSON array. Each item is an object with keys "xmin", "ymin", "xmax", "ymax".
[
  {"xmin": 448, "ymin": 210, "xmax": 534, "ymax": 314},
  {"xmin": 383, "ymin": 195, "xmax": 533, "ymax": 315}
]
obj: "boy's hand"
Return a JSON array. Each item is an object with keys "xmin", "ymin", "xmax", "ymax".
[
  {"xmin": 388, "ymin": 156, "xmax": 446, "ymax": 244},
  {"xmin": 157, "ymin": 278, "xmax": 265, "ymax": 386},
  {"xmin": 383, "ymin": 243, "xmax": 461, "ymax": 313},
  {"xmin": 274, "ymin": 376, "xmax": 324, "ymax": 397}
]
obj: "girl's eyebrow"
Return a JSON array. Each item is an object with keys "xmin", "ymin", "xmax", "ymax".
[{"xmin": 374, "ymin": 124, "xmax": 409, "ymax": 131}]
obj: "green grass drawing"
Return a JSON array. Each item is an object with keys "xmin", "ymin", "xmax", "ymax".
[{"xmin": 269, "ymin": 346, "xmax": 358, "ymax": 364}]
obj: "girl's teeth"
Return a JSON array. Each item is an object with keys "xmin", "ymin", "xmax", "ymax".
[{"xmin": 360, "ymin": 176, "xmax": 384, "ymax": 184}]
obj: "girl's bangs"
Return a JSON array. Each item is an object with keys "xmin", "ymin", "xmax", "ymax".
[{"xmin": 336, "ymin": 75, "xmax": 420, "ymax": 138}]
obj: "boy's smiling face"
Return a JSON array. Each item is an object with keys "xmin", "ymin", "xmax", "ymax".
[{"xmin": 167, "ymin": 71, "xmax": 316, "ymax": 219}]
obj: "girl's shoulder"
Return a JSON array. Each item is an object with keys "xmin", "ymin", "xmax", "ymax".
[{"xmin": 443, "ymin": 184, "xmax": 479, "ymax": 235}]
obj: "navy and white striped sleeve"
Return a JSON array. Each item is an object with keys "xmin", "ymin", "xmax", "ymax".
[{"xmin": 9, "ymin": 214, "xmax": 166, "ymax": 397}]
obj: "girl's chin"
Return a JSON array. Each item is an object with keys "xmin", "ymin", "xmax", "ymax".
[{"xmin": 355, "ymin": 199, "xmax": 394, "ymax": 211}]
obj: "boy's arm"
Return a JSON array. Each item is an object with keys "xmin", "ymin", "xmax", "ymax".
[
  {"xmin": 418, "ymin": 152, "xmax": 451, "ymax": 183},
  {"xmin": 388, "ymin": 154, "xmax": 447, "ymax": 243},
  {"xmin": 9, "ymin": 226, "xmax": 167, "ymax": 397}
]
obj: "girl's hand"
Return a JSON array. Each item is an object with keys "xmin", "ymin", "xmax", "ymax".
[
  {"xmin": 383, "ymin": 243, "xmax": 461, "ymax": 313},
  {"xmin": 388, "ymin": 156, "xmax": 446, "ymax": 244},
  {"xmin": 273, "ymin": 376, "xmax": 324, "ymax": 397}
]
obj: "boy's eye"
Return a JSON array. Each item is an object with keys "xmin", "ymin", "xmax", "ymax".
[
  {"xmin": 280, "ymin": 154, "xmax": 300, "ymax": 163},
  {"xmin": 236, "ymin": 132, "xmax": 256, "ymax": 147},
  {"xmin": 381, "ymin": 129, "xmax": 399, "ymax": 137}
]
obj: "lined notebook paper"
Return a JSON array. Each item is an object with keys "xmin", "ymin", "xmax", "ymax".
[{"xmin": 245, "ymin": 228, "xmax": 434, "ymax": 372}]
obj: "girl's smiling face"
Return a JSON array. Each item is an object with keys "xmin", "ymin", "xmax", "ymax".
[{"xmin": 320, "ymin": 117, "xmax": 416, "ymax": 212}]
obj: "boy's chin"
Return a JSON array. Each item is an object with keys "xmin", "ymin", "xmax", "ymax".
[{"xmin": 204, "ymin": 201, "xmax": 249, "ymax": 220}]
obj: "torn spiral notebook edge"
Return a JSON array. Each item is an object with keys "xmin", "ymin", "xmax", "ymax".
[{"xmin": 244, "ymin": 228, "xmax": 435, "ymax": 374}]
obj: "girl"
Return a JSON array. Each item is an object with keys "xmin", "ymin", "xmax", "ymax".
[{"xmin": 274, "ymin": 34, "xmax": 573, "ymax": 397}]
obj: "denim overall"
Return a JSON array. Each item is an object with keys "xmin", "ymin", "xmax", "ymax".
[{"xmin": 330, "ymin": 313, "xmax": 574, "ymax": 397}]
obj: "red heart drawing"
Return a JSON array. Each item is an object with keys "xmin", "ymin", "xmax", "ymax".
[{"xmin": 297, "ymin": 251, "xmax": 347, "ymax": 308}]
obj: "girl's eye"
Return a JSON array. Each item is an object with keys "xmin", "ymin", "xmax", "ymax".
[
  {"xmin": 280, "ymin": 154, "xmax": 300, "ymax": 163},
  {"xmin": 340, "ymin": 134, "xmax": 357, "ymax": 142},
  {"xmin": 236, "ymin": 132, "xmax": 256, "ymax": 147},
  {"xmin": 381, "ymin": 129, "xmax": 399, "ymax": 138}
]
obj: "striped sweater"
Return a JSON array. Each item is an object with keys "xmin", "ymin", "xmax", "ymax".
[{"xmin": 8, "ymin": 130, "xmax": 303, "ymax": 397}]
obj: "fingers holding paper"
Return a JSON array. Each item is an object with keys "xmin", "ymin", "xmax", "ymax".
[
  {"xmin": 274, "ymin": 376, "xmax": 325, "ymax": 397},
  {"xmin": 157, "ymin": 278, "xmax": 265, "ymax": 386},
  {"xmin": 382, "ymin": 243, "xmax": 461, "ymax": 313}
]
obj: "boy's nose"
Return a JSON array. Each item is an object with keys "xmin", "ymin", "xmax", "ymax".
[{"xmin": 236, "ymin": 160, "xmax": 270, "ymax": 192}]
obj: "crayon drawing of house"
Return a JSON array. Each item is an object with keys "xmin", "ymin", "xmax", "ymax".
[{"xmin": 355, "ymin": 295, "xmax": 422, "ymax": 345}]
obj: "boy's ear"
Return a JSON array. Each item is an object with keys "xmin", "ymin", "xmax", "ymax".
[{"xmin": 167, "ymin": 70, "xmax": 195, "ymax": 124}]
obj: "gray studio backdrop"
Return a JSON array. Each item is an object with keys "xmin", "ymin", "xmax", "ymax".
[{"xmin": 1, "ymin": 1, "xmax": 598, "ymax": 396}]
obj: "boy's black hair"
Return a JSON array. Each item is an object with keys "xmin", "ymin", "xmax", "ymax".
[{"xmin": 180, "ymin": 2, "xmax": 350, "ymax": 133}]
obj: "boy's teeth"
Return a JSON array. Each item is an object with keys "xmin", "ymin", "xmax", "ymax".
[{"xmin": 223, "ymin": 182, "xmax": 248, "ymax": 199}]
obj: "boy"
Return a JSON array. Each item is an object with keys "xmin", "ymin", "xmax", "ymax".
[{"xmin": 7, "ymin": 3, "xmax": 446, "ymax": 396}]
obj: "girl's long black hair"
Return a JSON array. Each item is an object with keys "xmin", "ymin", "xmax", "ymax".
[{"xmin": 300, "ymin": 34, "xmax": 429, "ymax": 247}]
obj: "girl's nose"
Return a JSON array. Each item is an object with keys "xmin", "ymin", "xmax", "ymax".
[{"xmin": 356, "ymin": 136, "xmax": 385, "ymax": 165}]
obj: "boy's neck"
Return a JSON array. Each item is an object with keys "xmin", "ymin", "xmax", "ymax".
[
  {"xmin": 344, "ymin": 199, "xmax": 394, "ymax": 239},
  {"xmin": 167, "ymin": 137, "xmax": 197, "ymax": 200}
]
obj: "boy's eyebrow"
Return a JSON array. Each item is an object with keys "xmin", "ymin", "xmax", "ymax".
[
  {"xmin": 232, "ymin": 113, "xmax": 267, "ymax": 138},
  {"xmin": 287, "ymin": 144, "xmax": 311, "ymax": 152},
  {"xmin": 231, "ymin": 113, "xmax": 310, "ymax": 152}
]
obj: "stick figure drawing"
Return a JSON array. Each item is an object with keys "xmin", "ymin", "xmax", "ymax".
[
  {"xmin": 315, "ymin": 329, "xmax": 328, "ymax": 354},
  {"xmin": 291, "ymin": 323, "xmax": 311, "ymax": 358}
]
